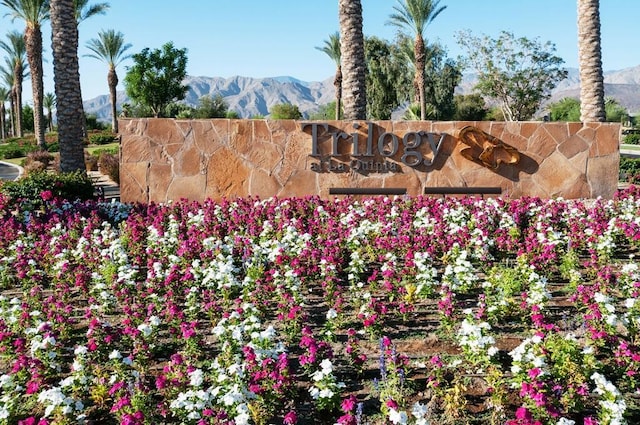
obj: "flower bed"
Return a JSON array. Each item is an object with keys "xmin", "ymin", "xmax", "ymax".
[{"xmin": 1, "ymin": 189, "xmax": 640, "ymax": 424}]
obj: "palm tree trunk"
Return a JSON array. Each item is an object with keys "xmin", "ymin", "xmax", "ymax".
[
  {"xmin": 339, "ymin": 0, "xmax": 367, "ymax": 120},
  {"xmin": 25, "ymin": 25, "xmax": 46, "ymax": 149},
  {"xmin": 13, "ymin": 64, "xmax": 22, "ymax": 137},
  {"xmin": 9, "ymin": 88, "xmax": 16, "ymax": 137},
  {"xmin": 577, "ymin": 0, "xmax": 605, "ymax": 122},
  {"xmin": 108, "ymin": 66, "xmax": 119, "ymax": 132},
  {"xmin": 415, "ymin": 36, "xmax": 427, "ymax": 121},
  {"xmin": 0, "ymin": 104, "xmax": 5, "ymax": 140},
  {"xmin": 51, "ymin": 0, "xmax": 86, "ymax": 172},
  {"xmin": 334, "ymin": 66, "xmax": 342, "ymax": 120}
]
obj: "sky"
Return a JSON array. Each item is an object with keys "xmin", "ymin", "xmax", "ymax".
[{"xmin": 2, "ymin": 0, "xmax": 638, "ymax": 103}]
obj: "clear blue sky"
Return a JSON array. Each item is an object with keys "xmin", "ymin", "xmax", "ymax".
[{"xmin": 2, "ymin": 0, "xmax": 638, "ymax": 102}]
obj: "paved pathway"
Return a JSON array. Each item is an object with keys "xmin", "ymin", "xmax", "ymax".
[{"xmin": 0, "ymin": 162, "xmax": 21, "ymax": 181}]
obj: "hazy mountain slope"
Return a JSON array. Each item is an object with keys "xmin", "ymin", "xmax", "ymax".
[{"xmin": 83, "ymin": 65, "xmax": 640, "ymax": 122}]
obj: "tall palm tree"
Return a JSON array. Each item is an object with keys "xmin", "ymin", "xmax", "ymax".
[
  {"xmin": 316, "ymin": 32, "xmax": 342, "ymax": 120},
  {"xmin": 43, "ymin": 91, "xmax": 54, "ymax": 131},
  {"xmin": 1, "ymin": 0, "xmax": 49, "ymax": 149},
  {"xmin": 50, "ymin": 0, "xmax": 85, "ymax": 171},
  {"xmin": 0, "ymin": 65, "xmax": 16, "ymax": 136},
  {"xmin": 0, "ymin": 86, "xmax": 8, "ymax": 139},
  {"xmin": 0, "ymin": 30, "xmax": 27, "ymax": 136},
  {"xmin": 73, "ymin": 0, "xmax": 108, "ymax": 23},
  {"xmin": 85, "ymin": 29, "xmax": 131, "ymax": 133},
  {"xmin": 338, "ymin": 0, "xmax": 366, "ymax": 120},
  {"xmin": 577, "ymin": 0, "xmax": 605, "ymax": 122},
  {"xmin": 387, "ymin": 0, "xmax": 446, "ymax": 120}
]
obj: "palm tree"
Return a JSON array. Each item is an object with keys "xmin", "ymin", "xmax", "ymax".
[
  {"xmin": 43, "ymin": 91, "xmax": 55, "ymax": 131},
  {"xmin": 338, "ymin": 0, "xmax": 366, "ymax": 120},
  {"xmin": 0, "ymin": 66, "xmax": 16, "ymax": 136},
  {"xmin": 316, "ymin": 32, "xmax": 342, "ymax": 120},
  {"xmin": 0, "ymin": 86, "xmax": 8, "ymax": 139},
  {"xmin": 387, "ymin": 0, "xmax": 446, "ymax": 120},
  {"xmin": 1, "ymin": 0, "xmax": 49, "ymax": 149},
  {"xmin": 50, "ymin": 0, "xmax": 85, "ymax": 171},
  {"xmin": 0, "ymin": 30, "xmax": 27, "ymax": 136},
  {"xmin": 85, "ymin": 29, "xmax": 131, "ymax": 132},
  {"xmin": 73, "ymin": 0, "xmax": 108, "ymax": 23},
  {"xmin": 577, "ymin": 0, "xmax": 605, "ymax": 122}
]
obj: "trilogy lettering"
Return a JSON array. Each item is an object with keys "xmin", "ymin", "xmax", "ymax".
[{"xmin": 301, "ymin": 122, "xmax": 445, "ymax": 173}]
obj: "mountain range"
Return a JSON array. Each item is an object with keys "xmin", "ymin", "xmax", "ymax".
[{"xmin": 83, "ymin": 65, "xmax": 640, "ymax": 121}]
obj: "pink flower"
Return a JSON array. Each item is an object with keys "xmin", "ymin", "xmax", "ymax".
[
  {"xmin": 283, "ymin": 410, "xmax": 297, "ymax": 424},
  {"xmin": 40, "ymin": 190, "xmax": 53, "ymax": 201}
]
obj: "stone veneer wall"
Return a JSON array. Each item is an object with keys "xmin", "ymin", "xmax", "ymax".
[{"xmin": 119, "ymin": 119, "xmax": 620, "ymax": 203}]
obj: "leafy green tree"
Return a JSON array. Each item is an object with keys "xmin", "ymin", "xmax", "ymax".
[
  {"xmin": 604, "ymin": 97, "xmax": 628, "ymax": 123},
  {"xmin": 316, "ymin": 32, "xmax": 342, "ymax": 120},
  {"xmin": 21, "ymin": 103, "xmax": 33, "ymax": 131},
  {"xmin": 85, "ymin": 29, "xmax": 132, "ymax": 132},
  {"xmin": 453, "ymin": 94, "xmax": 488, "ymax": 121},
  {"xmin": 548, "ymin": 97, "xmax": 581, "ymax": 122},
  {"xmin": 365, "ymin": 36, "xmax": 410, "ymax": 120},
  {"xmin": 269, "ymin": 103, "xmax": 302, "ymax": 119},
  {"xmin": 308, "ymin": 102, "xmax": 339, "ymax": 120},
  {"xmin": 387, "ymin": 0, "xmax": 447, "ymax": 120},
  {"xmin": 124, "ymin": 42, "xmax": 188, "ymax": 118},
  {"xmin": 193, "ymin": 94, "xmax": 228, "ymax": 118},
  {"xmin": 456, "ymin": 30, "xmax": 567, "ymax": 121}
]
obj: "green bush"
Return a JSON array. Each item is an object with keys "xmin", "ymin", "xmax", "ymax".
[
  {"xmin": 622, "ymin": 133, "xmax": 640, "ymax": 145},
  {"xmin": 89, "ymin": 132, "xmax": 118, "ymax": 145},
  {"xmin": 0, "ymin": 143, "xmax": 29, "ymax": 159},
  {"xmin": 620, "ymin": 157, "xmax": 640, "ymax": 183},
  {"xmin": 1, "ymin": 171, "xmax": 95, "ymax": 208},
  {"xmin": 91, "ymin": 147, "xmax": 119, "ymax": 157}
]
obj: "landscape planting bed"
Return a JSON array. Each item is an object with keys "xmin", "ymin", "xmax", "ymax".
[{"xmin": 1, "ymin": 189, "xmax": 640, "ymax": 424}]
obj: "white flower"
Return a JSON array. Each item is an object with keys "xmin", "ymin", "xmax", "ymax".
[
  {"xmin": 137, "ymin": 323, "xmax": 152, "ymax": 337},
  {"xmin": 320, "ymin": 358, "xmax": 333, "ymax": 373},
  {"xmin": 326, "ymin": 308, "xmax": 338, "ymax": 320},
  {"xmin": 388, "ymin": 408, "xmax": 408, "ymax": 424},
  {"xmin": 556, "ymin": 418, "xmax": 575, "ymax": 425},
  {"xmin": 189, "ymin": 369, "xmax": 204, "ymax": 387},
  {"xmin": 108, "ymin": 350, "xmax": 121, "ymax": 360},
  {"xmin": 411, "ymin": 402, "xmax": 428, "ymax": 418},
  {"xmin": 73, "ymin": 345, "xmax": 88, "ymax": 356}
]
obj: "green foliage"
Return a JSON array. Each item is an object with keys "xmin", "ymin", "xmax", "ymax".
[
  {"xmin": 225, "ymin": 110, "xmax": 240, "ymax": 119},
  {"xmin": 1, "ymin": 171, "xmax": 95, "ymax": 208},
  {"xmin": 421, "ymin": 43, "xmax": 461, "ymax": 120},
  {"xmin": 622, "ymin": 133, "xmax": 640, "ymax": 145},
  {"xmin": 308, "ymin": 102, "xmax": 340, "ymax": 120},
  {"xmin": 548, "ymin": 97, "xmax": 581, "ymax": 122},
  {"xmin": 457, "ymin": 30, "xmax": 567, "ymax": 121},
  {"xmin": 269, "ymin": 103, "xmax": 302, "ymax": 119},
  {"xmin": 605, "ymin": 97, "xmax": 628, "ymax": 123},
  {"xmin": 124, "ymin": 42, "xmax": 189, "ymax": 117},
  {"xmin": 453, "ymin": 94, "xmax": 488, "ymax": 121},
  {"xmin": 85, "ymin": 113, "xmax": 107, "ymax": 131},
  {"xmin": 89, "ymin": 131, "xmax": 117, "ymax": 145},
  {"xmin": 620, "ymin": 157, "xmax": 640, "ymax": 183},
  {"xmin": 365, "ymin": 36, "xmax": 411, "ymax": 120},
  {"xmin": 194, "ymin": 94, "xmax": 228, "ymax": 118},
  {"xmin": 548, "ymin": 97, "xmax": 629, "ymax": 123},
  {"xmin": 21, "ymin": 105, "xmax": 34, "ymax": 132}
]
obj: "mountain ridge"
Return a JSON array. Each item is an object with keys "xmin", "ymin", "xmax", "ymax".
[{"xmin": 83, "ymin": 65, "xmax": 640, "ymax": 121}]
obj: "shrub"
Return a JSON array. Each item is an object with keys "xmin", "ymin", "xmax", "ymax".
[
  {"xmin": 26, "ymin": 150, "xmax": 54, "ymax": 167},
  {"xmin": 620, "ymin": 157, "xmax": 640, "ymax": 183},
  {"xmin": 622, "ymin": 133, "xmax": 640, "ymax": 145},
  {"xmin": 85, "ymin": 151, "xmax": 99, "ymax": 171},
  {"xmin": 1, "ymin": 170, "xmax": 95, "ymax": 208},
  {"xmin": 98, "ymin": 153, "xmax": 120, "ymax": 184},
  {"xmin": 89, "ymin": 131, "xmax": 118, "ymax": 145}
]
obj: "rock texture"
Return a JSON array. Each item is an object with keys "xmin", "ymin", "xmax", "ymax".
[{"xmin": 119, "ymin": 119, "xmax": 620, "ymax": 203}]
